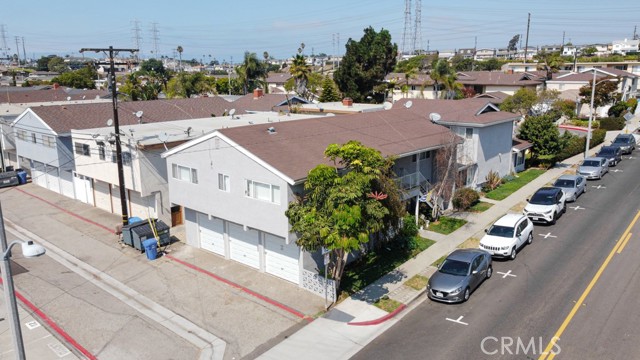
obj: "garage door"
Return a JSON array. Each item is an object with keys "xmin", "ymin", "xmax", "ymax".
[
  {"xmin": 73, "ymin": 172, "xmax": 94, "ymax": 205},
  {"xmin": 94, "ymin": 180, "xmax": 112, "ymax": 213},
  {"xmin": 197, "ymin": 213, "xmax": 225, "ymax": 256},
  {"xmin": 264, "ymin": 234, "xmax": 300, "ymax": 284},
  {"xmin": 228, "ymin": 222, "xmax": 260, "ymax": 269},
  {"xmin": 31, "ymin": 161, "xmax": 47, "ymax": 188},
  {"xmin": 45, "ymin": 165, "xmax": 60, "ymax": 193}
]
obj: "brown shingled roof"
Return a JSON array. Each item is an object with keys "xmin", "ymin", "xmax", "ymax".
[
  {"xmin": 395, "ymin": 98, "xmax": 519, "ymax": 126},
  {"xmin": 218, "ymin": 109, "xmax": 456, "ymax": 181},
  {"xmin": 456, "ymin": 71, "xmax": 544, "ymax": 86},
  {"xmin": 231, "ymin": 93, "xmax": 309, "ymax": 114},
  {"xmin": 26, "ymin": 97, "xmax": 232, "ymax": 134},
  {"xmin": 1, "ymin": 87, "xmax": 109, "ymax": 104}
]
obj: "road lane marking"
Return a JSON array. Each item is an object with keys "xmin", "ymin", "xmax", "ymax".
[
  {"xmin": 497, "ymin": 270, "xmax": 517, "ymax": 278},
  {"xmin": 569, "ymin": 205, "xmax": 584, "ymax": 211},
  {"xmin": 611, "ymin": 169, "xmax": 623, "ymax": 173},
  {"xmin": 591, "ymin": 185, "xmax": 606, "ymax": 189},
  {"xmin": 617, "ymin": 233, "xmax": 633, "ymax": 254},
  {"xmin": 539, "ymin": 232, "xmax": 557, "ymax": 239},
  {"xmin": 445, "ymin": 316, "xmax": 468, "ymax": 326},
  {"xmin": 538, "ymin": 210, "xmax": 640, "ymax": 360}
]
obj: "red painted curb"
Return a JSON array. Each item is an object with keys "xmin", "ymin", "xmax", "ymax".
[
  {"xmin": 165, "ymin": 255, "xmax": 312, "ymax": 322},
  {"xmin": 347, "ymin": 303, "xmax": 407, "ymax": 326},
  {"xmin": 0, "ymin": 278, "xmax": 97, "ymax": 360},
  {"xmin": 16, "ymin": 188, "xmax": 116, "ymax": 234}
]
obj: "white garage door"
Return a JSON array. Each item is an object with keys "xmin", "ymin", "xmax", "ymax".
[
  {"xmin": 94, "ymin": 180, "xmax": 112, "ymax": 213},
  {"xmin": 73, "ymin": 173, "xmax": 94, "ymax": 205},
  {"xmin": 45, "ymin": 165, "xmax": 60, "ymax": 193},
  {"xmin": 197, "ymin": 213, "xmax": 225, "ymax": 256},
  {"xmin": 228, "ymin": 222, "xmax": 260, "ymax": 269},
  {"xmin": 31, "ymin": 161, "xmax": 47, "ymax": 188},
  {"xmin": 59, "ymin": 169, "xmax": 75, "ymax": 199},
  {"xmin": 264, "ymin": 234, "xmax": 300, "ymax": 284}
]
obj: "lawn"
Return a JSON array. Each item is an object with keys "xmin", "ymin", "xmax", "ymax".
[
  {"xmin": 469, "ymin": 201, "xmax": 493, "ymax": 213},
  {"xmin": 484, "ymin": 169, "xmax": 546, "ymax": 201},
  {"xmin": 428, "ymin": 216, "xmax": 467, "ymax": 235},
  {"xmin": 404, "ymin": 274, "xmax": 429, "ymax": 290},
  {"xmin": 339, "ymin": 236, "xmax": 435, "ymax": 298},
  {"xmin": 373, "ymin": 296, "xmax": 403, "ymax": 313}
]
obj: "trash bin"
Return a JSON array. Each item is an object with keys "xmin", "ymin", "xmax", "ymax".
[
  {"xmin": 142, "ymin": 239, "xmax": 158, "ymax": 260},
  {"xmin": 16, "ymin": 169, "xmax": 27, "ymax": 185},
  {"xmin": 128, "ymin": 216, "xmax": 143, "ymax": 224}
]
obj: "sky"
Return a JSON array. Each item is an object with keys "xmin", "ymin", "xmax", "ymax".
[{"xmin": 1, "ymin": 0, "xmax": 638, "ymax": 63}]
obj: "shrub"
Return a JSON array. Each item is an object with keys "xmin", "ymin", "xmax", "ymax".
[
  {"xmin": 482, "ymin": 170, "xmax": 501, "ymax": 192},
  {"xmin": 590, "ymin": 128, "xmax": 606, "ymax": 146},
  {"xmin": 628, "ymin": 98, "xmax": 638, "ymax": 113},
  {"xmin": 598, "ymin": 117, "xmax": 625, "ymax": 130},
  {"xmin": 557, "ymin": 134, "xmax": 585, "ymax": 161},
  {"xmin": 608, "ymin": 102, "xmax": 628, "ymax": 117},
  {"xmin": 554, "ymin": 99, "xmax": 577, "ymax": 119},
  {"xmin": 452, "ymin": 188, "xmax": 480, "ymax": 211},
  {"xmin": 398, "ymin": 215, "xmax": 419, "ymax": 249}
]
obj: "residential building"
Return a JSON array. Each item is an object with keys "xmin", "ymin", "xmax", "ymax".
[
  {"xmin": 385, "ymin": 72, "xmax": 437, "ymax": 101},
  {"xmin": 612, "ymin": 39, "xmax": 639, "ymax": 55},
  {"xmin": 265, "ymin": 72, "xmax": 293, "ymax": 94},
  {"xmin": 231, "ymin": 90, "xmax": 309, "ymax": 114},
  {"xmin": 456, "ymin": 71, "xmax": 545, "ymax": 96}
]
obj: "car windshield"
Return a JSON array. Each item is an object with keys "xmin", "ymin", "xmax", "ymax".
[
  {"xmin": 554, "ymin": 179, "xmax": 575, "ymax": 188},
  {"xmin": 581, "ymin": 160, "xmax": 600, "ymax": 167},
  {"xmin": 598, "ymin": 148, "xmax": 615, "ymax": 155},
  {"xmin": 439, "ymin": 259, "xmax": 470, "ymax": 276},
  {"xmin": 487, "ymin": 225, "xmax": 515, "ymax": 238},
  {"xmin": 529, "ymin": 191, "xmax": 556, "ymax": 205},
  {"xmin": 613, "ymin": 138, "xmax": 629, "ymax": 144}
]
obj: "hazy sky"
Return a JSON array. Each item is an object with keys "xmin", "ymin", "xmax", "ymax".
[{"xmin": 2, "ymin": 0, "xmax": 638, "ymax": 62}]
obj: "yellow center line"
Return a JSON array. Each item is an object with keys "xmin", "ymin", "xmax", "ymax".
[
  {"xmin": 539, "ymin": 210, "xmax": 640, "ymax": 360},
  {"xmin": 617, "ymin": 233, "xmax": 633, "ymax": 254}
]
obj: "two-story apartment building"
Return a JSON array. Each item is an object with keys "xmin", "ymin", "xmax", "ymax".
[
  {"xmin": 161, "ymin": 108, "xmax": 457, "ymax": 293},
  {"xmin": 456, "ymin": 71, "xmax": 545, "ymax": 96}
]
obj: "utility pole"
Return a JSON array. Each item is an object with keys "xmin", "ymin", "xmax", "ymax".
[
  {"xmin": 14, "ymin": 36, "xmax": 20, "ymax": 65},
  {"xmin": 21, "ymin": 37, "xmax": 26, "ymax": 65},
  {"xmin": 472, "ymin": 36, "xmax": 477, "ymax": 71},
  {"xmin": 562, "ymin": 31, "xmax": 565, "ymax": 48},
  {"xmin": 79, "ymin": 46, "xmax": 138, "ymax": 226},
  {"xmin": 229, "ymin": 56, "xmax": 232, "ymax": 96},
  {"xmin": 524, "ymin": 13, "xmax": 531, "ymax": 64}
]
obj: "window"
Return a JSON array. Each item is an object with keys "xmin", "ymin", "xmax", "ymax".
[
  {"xmin": 122, "ymin": 151, "xmax": 132, "ymax": 166},
  {"xmin": 31, "ymin": 133, "xmax": 37, "ymax": 144},
  {"xmin": 42, "ymin": 135, "xmax": 55, "ymax": 148},
  {"xmin": 17, "ymin": 130, "xmax": 27, "ymax": 141},
  {"xmin": 98, "ymin": 145, "xmax": 105, "ymax": 160},
  {"xmin": 171, "ymin": 164, "xmax": 198, "ymax": 184},
  {"xmin": 245, "ymin": 180, "xmax": 280, "ymax": 204},
  {"xmin": 411, "ymin": 151, "xmax": 430, "ymax": 162},
  {"xmin": 74, "ymin": 142, "xmax": 90, "ymax": 156},
  {"xmin": 465, "ymin": 128, "xmax": 473, "ymax": 139},
  {"xmin": 218, "ymin": 173, "xmax": 230, "ymax": 192}
]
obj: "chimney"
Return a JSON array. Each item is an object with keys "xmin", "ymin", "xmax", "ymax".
[
  {"xmin": 253, "ymin": 88, "xmax": 264, "ymax": 99},
  {"xmin": 53, "ymin": 83, "xmax": 60, "ymax": 89},
  {"xmin": 342, "ymin": 97, "xmax": 353, "ymax": 107}
]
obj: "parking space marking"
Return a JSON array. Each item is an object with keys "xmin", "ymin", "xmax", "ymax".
[
  {"xmin": 592, "ymin": 185, "xmax": 606, "ymax": 189},
  {"xmin": 611, "ymin": 169, "xmax": 623, "ymax": 173},
  {"xmin": 569, "ymin": 205, "xmax": 584, "ymax": 211},
  {"xmin": 539, "ymin": 232, "xmax": 557, "ymax": 239},
  {"xmin": 445, "ymin": 316, "xmax": 468, "ymax": 326},
  {"xmin": 25, "ymin": 320, "xmax": 41, "ymax": 330},
  {"xmin": 496, "ymin": 270, "xmax": 517, "ymax": 278}
]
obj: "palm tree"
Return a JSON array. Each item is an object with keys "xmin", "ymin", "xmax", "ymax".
[
  {"xmin": 176, "ymin": 46, "xmax": 183, "ymax": 72},
  {"xmin": 430, "ymin": 58, "xmax": 452, "ymax": 99},
  {"xmin": 290, "ymin": 54, "xmax": 311, "ymax": 97},
  {"xmin": 440, "ymin": 73, "xmax": 463, "ymax": 99},
  {"xmin": 237, "ymin": 52, "xmax": 267, "ymax": 94}
]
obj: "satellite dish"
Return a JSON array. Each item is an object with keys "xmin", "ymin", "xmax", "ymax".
[
  {"xmin": 404, "ymin": 100, "xmax": 413, "ymax": 109},
  {"xmin": 229, "ymin": 109, "xmax": 236, "ymax": 116},
  {"xmin": 158, "ymin": 132, "xmax": 170, "ymax": 143},
  {"xmin": 429, "ymin": 112, "xmax": 442, "ymax": 122},
  {"xmin": 383, "ymin": 102, "xmax": 393, "ymax": 110},
  {"xmin": 135, "ymin": 110, "xmax": 144, "ymax": 118},
  {"xmin": 66, "ymin": 96, "xmax": 71, "ymax": 101},
  {"xmin": 106, "ymin": 119, "xmax": 113, "ymax": 126}
]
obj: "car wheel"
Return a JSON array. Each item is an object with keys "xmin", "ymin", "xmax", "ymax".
[
  {"xmin": 563, "ymin": 203, "xmax": 567, "ymax": 214},
  {"xmin": 510, "ymin": 247, "xmax": 517, "ymax": 260},
  {"xmin": 463, "ymin": 287, "xmax": 470, "ymax": 302},
  {"xmin": 527, "ymin": 232, "xmax": 533, "ymax": 245},
  {"xmin": 550, "ymin": 212, "xmax": 557, "ymax": 225},
  {"xmin": 486, "ymin": 266, "xmax": 493, "ymax": 279}
]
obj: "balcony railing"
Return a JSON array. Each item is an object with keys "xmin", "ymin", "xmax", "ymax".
[{"xmin": 395, "ymin": 172, "xmax": 430, "ymax": 195}]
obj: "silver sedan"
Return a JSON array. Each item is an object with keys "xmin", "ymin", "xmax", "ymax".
[
  {"xmin": 577, "ymin": 157, "xmax": 608, "ymax": 180},
  {"xmin": 553, "ymin": 174, "xmax": 587, "ymax": 202}
]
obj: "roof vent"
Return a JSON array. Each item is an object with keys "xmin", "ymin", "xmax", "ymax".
[
  {"xmin": 429, "ymin": 112, "xmax": 442, "ymax": 122},
  {"xmin": 267, "ymin": 126, "xmax": 276, "ymax": 134}
]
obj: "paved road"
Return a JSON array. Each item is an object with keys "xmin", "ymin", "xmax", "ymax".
[{"xmin": 353, "ymin": 152, "xmax": 640, "ymax": 359}]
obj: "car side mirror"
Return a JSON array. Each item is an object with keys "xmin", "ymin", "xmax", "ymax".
[
  {"xmin": 516, "ymin": 232, "xmax": 522, "ymax": 237},
  {"xmin": 526, "ymin": 198, "xmax": 530, "ymax": 202},
  {"xmin": 472, "ymin": 270, "xmax": 478, "ymax": 275},
  {"xmin": 484, "ymin": 229, "xmax": 488, "ymax": 233}
]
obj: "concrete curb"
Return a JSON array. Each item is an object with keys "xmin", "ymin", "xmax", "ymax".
[{"xmin": 347, "ymin": 304, "xmax": 407, "ymax": 326}]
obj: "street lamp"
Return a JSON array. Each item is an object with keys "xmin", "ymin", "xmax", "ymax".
[
  {"xmin": 1, "ymin": 202, "xmax": 46, "ymax": 360},
  {"xmin": 581, "ymin": 68, "xmax": 618, "ymax": 158}
]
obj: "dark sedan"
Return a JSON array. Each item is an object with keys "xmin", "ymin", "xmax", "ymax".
[
  {"xmin": 611, "ymin": 134, "xmax": 636, "ymax": 154},
  {"xmin": 427, "ymin": 249, "xmax": 492, "ymax": 303},
  {"xmin": 596, "ymin": 146, "xmax": 622, "ymax": 166}
]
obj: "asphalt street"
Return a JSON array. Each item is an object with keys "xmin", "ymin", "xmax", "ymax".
[{"xmin": 353, "ymin": 151, "xmax": 640, "ymax": 359}]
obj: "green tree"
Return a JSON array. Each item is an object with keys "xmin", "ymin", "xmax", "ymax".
[
  {"xmin": 475, "ymin": 58, "xmax": 504, "ymax": 71},
  {"xmin": 507, "ymin": 34, "xmax": 520, "ymax": 59},
  {"xmin": 165, "ymin": 72, "xmax": 215, "ymax": 98},
  {"xmin": 450, "ymin": 55, "xmax": 473, "ymax": 72},
  {"xmin": 50, "ymin": 65, "xmax": 97, "ymax": 89},
  {"xmin": 440, "ymin": 73, "xmax": 463, "ymax": 99},
  {"xmin": 289, "ymin": 54, "xmax": 311, "ymax": 97},
  {"xmin": 579, "ymin": 77, "xmax": 620, "ymax": 113},
  {"xmin": 36, "ymin": 56, "xmax": 55, "ymax": 71},
  {"xmin": 517, "ymin": 114, "xmax": 561, "ymax": 158},
  {"xmin": 333, "ymin": 27, "xmax": 397, "ymax": 103},
  {"xmin": 319, "ymin": 76, "xmax": 341, "ymax": 102},
  {"xmin": 499, "ymin": 88, "xmax": 538, "ymax": 116},
  {"xmin": 582, "ymin": 46, "xmax": 598, "ymax": 57},
  {"xmin": 176, "ymin": 46, "xmax": 183, "ymax": 71},
  {"xmin": 534, "ymin": 51, "xmax": 564, "ymax": 80},
  {"xmin": 285, "ymin": 141, "xmax": 405, "ymax": 291},
  {"xmin": 430, "ymin": 58, "xmax": 452, "ymax": 99},
  {"xmin": 236, "ymin": 51, "xmax": 268, "ymax": 94},
  {"xmin": 394, "ymin": 54, "xmax": 434, "ymax": 73},
  {"xmin": 48, "ymin": 57, "xmax": 68, "ymax": 73}
]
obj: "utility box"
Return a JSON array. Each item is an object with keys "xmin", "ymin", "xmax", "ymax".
[{"xmin": 121, "ymin": 219, "xmax": 170, "ymax": 252}]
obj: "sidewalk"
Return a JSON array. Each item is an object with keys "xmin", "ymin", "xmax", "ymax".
[{"xmin": 258, "ymin": 114, "xmax": 640, "ymax": 360}]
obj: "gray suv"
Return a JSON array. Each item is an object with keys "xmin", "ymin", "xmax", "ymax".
[{"xmin": 611, "ymin": 134, "xmax": 636, "ymax": 154}]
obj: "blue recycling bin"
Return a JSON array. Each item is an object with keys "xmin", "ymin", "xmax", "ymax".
[
  {"xmin": 142, "ymin": 239, "xmax": 158, "ymax": 260},
  {"xmin": 128, "ymin": 216, "xmax": 143, "ymax": 224},
  {"xmin": 16, "ymin": 170, "xmax": 28, "ymax": 185}
]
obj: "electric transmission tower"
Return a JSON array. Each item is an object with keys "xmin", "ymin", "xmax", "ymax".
[
  {"xmin": 412, "ymin": 0, "xmax": 422, "ymax": 55},
  {"xmin": 0, "ymin": 25, "xmax": 9, "ymax": 60},
  {"xmin": 150, "ymin": 22, "xmax": 160, "ymax": 58},
  {"xmin": 401, "ymin": 0, "xmax": 412, "ymax": 56},
  {"xmin": 132, "ymin": 20, "xmax": 142, "ymax": 60}
]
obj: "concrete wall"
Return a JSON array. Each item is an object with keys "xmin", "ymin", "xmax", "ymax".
[
  {"xmin": 476, "ymin": 121, "xmax": 514, "ymax": 184},
  {"xmin": 14, "ymin": 111, "xmax": 62, "ymax": 167}
]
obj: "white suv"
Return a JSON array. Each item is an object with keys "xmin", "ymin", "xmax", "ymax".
[
  {"xmin": 523, "ymin": 187, "xmax": 566, "ymax": 225},
  {"xmin": 479, "ymin": 213, "xmax": 534, "ymax": 260}
]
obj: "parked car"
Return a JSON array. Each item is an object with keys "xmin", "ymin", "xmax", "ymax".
[
  {"xmin": 610, "ymin": 134, "xmax": 636, "ymax": 154},
  {"xmin": 427, "ymin": 249, "xmax": 492, "ymax": 303},
  {"xmin": 577, "ymin": 157, "xmax": 609, "ymax": 180},
  {"xmin": 552, "ymin": 175, "xmax": 587, "ymax": 202},
  {"xmin": 479, "ymin": 213, "xmax": 534, "ymax": 260},
  {"xmin": 596, "ymin": 146, "xmax": 622, "ymax": 166},
  {"xmin": 523, "ymin": 187, "xmax": 566, "ymax": 225}
]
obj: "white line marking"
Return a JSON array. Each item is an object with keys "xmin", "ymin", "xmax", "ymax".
[
  {"xmin": 592, "ymin": 185, "xmax": 606, "ymax": 189},
  {"xmin": 570, "ymin": 205, "xmax": 584, "ymax": 211},
  {"xmin": 445, "ymin": 316, "xmax": 468, "ymax": 326},
  {"xmin": 497, "ymin": 270, "xmax": 517, "ymax": 278},
  {"xmin": 25, "ymin": 320, "xmax": 41, "ymax": 330},
  {"xmin": 611, "ymin": 169, "xmax": 623, "ymax": 173},
  {"xmin": 539, "ymin": 232, "xmax": 557, "ymax": 239}
]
